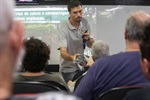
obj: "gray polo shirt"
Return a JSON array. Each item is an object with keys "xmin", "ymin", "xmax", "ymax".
[{"xmin": 58, "ymin": 17, "xmax": 91, "ymax": 73}]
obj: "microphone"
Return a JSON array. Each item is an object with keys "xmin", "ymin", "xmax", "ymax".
[{"xmin": 82, "ymin": 30, "xmax": 87, "ymax": 49}]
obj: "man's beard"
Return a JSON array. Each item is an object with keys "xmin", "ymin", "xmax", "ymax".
[{"xmin": 75, "ymin": 17, "xmax": 82, "ymax": 23}]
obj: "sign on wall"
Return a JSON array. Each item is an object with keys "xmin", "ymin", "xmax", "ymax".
[{"xmin": 15, "ymin": 8, "xmax": 69, "ymax": 23}]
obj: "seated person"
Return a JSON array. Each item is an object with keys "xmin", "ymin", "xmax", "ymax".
[
  {"xmin": 14, "ymin": 37, "xmax": 67, "ymax": 89},
  {"xmin": 0, "ymin": 0, "xmax": 24, "ymax": 99},
  {"xmin": 73, "ymin": 11, "xmax": 150, "ymax": 100},
  {"xmin": 123, "ymin": 19, "xmax": 150, "ymax": 100},
  {"xmin": 74, "ymin": 40, "xmax": 109, "ymax": 74},
  {"xmin": 72, "ymin": 40, "xmax": 109, "ymax": 73},
  {"xmin": 68, "ymin": 40, "xmax": 109, "ymax": 92},
  {"xmin": 85, "ymin": 40, "xmax": 109, "ymax": 67},
  {"xmin": 0, "ymin": 0, "xmax": 79, "ymax": 99}
]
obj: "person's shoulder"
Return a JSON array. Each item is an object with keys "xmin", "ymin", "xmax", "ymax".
[
  {"xmin": 42, "ymin": 73, "xmax": 55, "ymax": 78},
  {"xmin": 59, "ymin": 20, "xmax": 70, "ymax": 33},
  {"xmin": 96, "ymin": 51, "xmax": 138, "ymax": 63},
  {"xmin": 59, "ymin": 20, "xmax": 68, "ymax": 28},
  {"xmin": 95, "ymin": 52, "xmax": 123, "ymax": 63},
  {"xmin": 43, "ymin": 73, "xmax": 62, "ymax": 81},
  {"xmin": 81, "ymin": 17, "xmax": 88, "ymax": 23},
  {"xmin": 82, "ymin": 17, "xmax": 88, "ymax": 21},
  {"xmin": 90, "ymin": 52, "xmax": 126, "ymax": 70},
  {"xmin": 13, "ymin": 73, "xmax": 24, "ymax": 82}
]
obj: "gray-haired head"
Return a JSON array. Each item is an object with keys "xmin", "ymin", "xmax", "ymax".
[
  {"xmin": 125, "ymin": 11, "xmax": 150, "ymax": 42},
  {"xmin": 0, "ymin": 0, "xmax": 15, "ymax": 52},
  {"xmin": 0, "ymin": 0, "xmax": 14, "ymax": 34},
  {"xmin": 91, "ymin": 40, "xmax": 109, "ymax": 61}
]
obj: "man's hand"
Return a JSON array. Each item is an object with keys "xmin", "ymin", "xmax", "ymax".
[
  {"xmin": 71, "ymin": 54, "xmax": 80, "ymax": 61},
  {"xmin": 60, "ymin": 47, "xmax": 81, "ymax": 61},
  {"xmin": 84, "ymin": 56, "xmax": 94, "ymax": 67},
  {"xmin": 82, "ymin": 32, "xmax": 90, "ymax": 41}
]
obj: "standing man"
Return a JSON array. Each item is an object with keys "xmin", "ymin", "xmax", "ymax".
[
  {"xmin": 0, "ymin": 0, "xmax": 81, "ymax": 100},
  {"xmin": 58, "ymin": 0, "xmax": 94, "ymax": 82},
  {"xmin": 123, "ymin": 20, "xmax": 150, "ymax": 100}
]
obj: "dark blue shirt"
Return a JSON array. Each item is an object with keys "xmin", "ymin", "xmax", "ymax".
[{"xmin": 74, "ymin": 51, "xmax": 150, "ymax": 100}]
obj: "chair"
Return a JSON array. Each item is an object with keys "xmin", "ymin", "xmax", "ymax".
[
  {"xmin": 44, "ymin": 64, "xmax": 59, "ymax": 72},
  {"xmin": 74, "ymin": 74, "xmax": 85, "ymax": 91},
  {"xmin": 40, "ymin": 81, "xmax": 70, "ymax": 93},
  {"xmin": 72, "ymin": 71, "xmax": 86, "ymax": 81},
  {"xmin": 97, "ymin": 86, "xmax": 145, "ymax": 100},
  {"xmin": 13, "ymin": 81, "xmax": 67, "ymax": 95}
]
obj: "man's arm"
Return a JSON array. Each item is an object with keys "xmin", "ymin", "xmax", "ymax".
[
  {"xmin": 82, "ymin": 32, "xmax": 94, "ymax": 48},
  {"xmin": 60, "ymin": 47, "xmax": 80, "ymax": 61},
  {"xmin": 83, "ymin": 18, "xmax": 94, "ymax": 48}
]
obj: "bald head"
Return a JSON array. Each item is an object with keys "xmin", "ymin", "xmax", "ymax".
[
  {"xmin": 132, "ymin": 11, "xmax": 150, "ymax": 22},
  {"xmin": 125, "ymin": 11, "xmax": 150, "ymax": 42}
]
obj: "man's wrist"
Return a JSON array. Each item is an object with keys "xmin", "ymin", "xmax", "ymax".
[{"xmin": 70, "ymin": 55, "xmax": 74, "ymax": 61}]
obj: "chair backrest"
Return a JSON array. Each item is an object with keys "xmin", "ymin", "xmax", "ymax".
[
  {"xmin": 44, "ymin": 64, "xmax": 59, "ymax": 72},
  {"xmin": 13, "ymin": 81, "xmax": 66, "ymax": 95},
  {"xmin": 97, "ymin": 86, "xmax": 145, "ymax": 100},
  {"xmin": 74, "ymin": 74, "xmax": 85, "ymax": 91},
  {"xmin": 72, "ymin": 71, "xmax": 86, "ymax": 81},
  {"xmin": 40, "ymin": 81, "xmax": 70, "ymax": 93}
]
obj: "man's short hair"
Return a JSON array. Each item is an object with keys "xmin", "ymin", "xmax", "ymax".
[
  {"xmin": 91, "ymin": 40, "xmax": 109, "ymax": 60},
  {"xmin": 125, "ymin": 11, "xmax": 149, "ymax": 42},
  {"xmin": 140, "ymin": 22, "xmax": 150, "ymax": 61},
  {"xmin": 22, "ymin": 37, "xmax": 50, "ymax": 72},
  {"xmin": 67, "ymin": 0, "xmax": 82, "ymax": 12}
]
